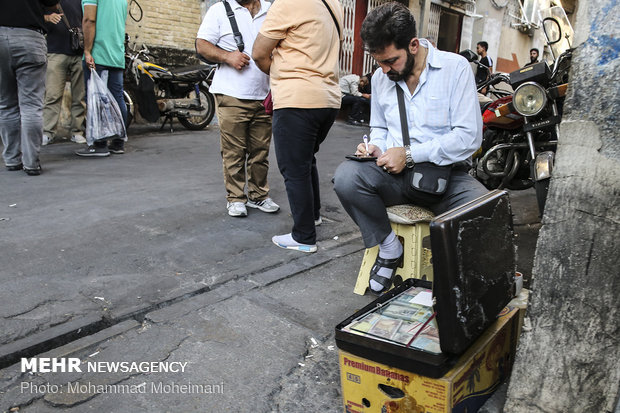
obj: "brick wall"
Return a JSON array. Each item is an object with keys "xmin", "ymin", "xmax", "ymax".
[{"xmin": 125, "ymin": 0, "xmax": 204, "ymax": 53}]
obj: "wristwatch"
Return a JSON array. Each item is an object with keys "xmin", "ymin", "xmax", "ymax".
[{"xmin": 404, "ymin": 145, "xmax": 415, "ymax": 169}]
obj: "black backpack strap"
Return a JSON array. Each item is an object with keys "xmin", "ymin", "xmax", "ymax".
[
  {"xmin": 195, "ymin": 0, "xmax": 245, "ymax": 65},
  {"xmin": 222, "ymin": 0, "xmax": 244, "ymax": 53}
]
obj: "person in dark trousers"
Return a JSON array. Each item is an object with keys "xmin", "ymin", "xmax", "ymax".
[
  {"xmin": 75, "ymin": 0, "xmax": 127, "ymax": 157},
  {"xmin": 475, "ymin": 41, "xmax": 493, "ymax": 86},
  {"xmin": 0, "ymin": 0, "xmax": 60, "ymax": 175},
  {"xmin": 253, "ymin": 0, "xmax": 343, "ymax": 253},
  {"xmin": 340, "ymin": 73, "xmax": 371, "ymax": 126},
  {"xmin": 525, "ymin": 47, "xmax": 540, "ymax": 66},
  {"xmin": 42, "ymin": 0, "xmax": 86, "ymax": 146},
  {"xmin": 333, "ymin": 3, "xmax": 487, "ymax": 294}
]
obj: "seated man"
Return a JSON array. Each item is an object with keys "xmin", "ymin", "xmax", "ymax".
[
  {"xmin": 339, "ymin": 73, "xmax": 370, "ymax": 125},
  {"xmin": 333, "ymin": 3, "xmax": 488, "ymax": 294}
]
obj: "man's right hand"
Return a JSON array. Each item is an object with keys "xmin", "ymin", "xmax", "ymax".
[
  {"xmin": 355, "ymin": 143, "xmax": 380, "ymax": 158},
  {"xmin": 225, "ymin": 50, "xmax": 250, "ymax": 71},
  {"xmin": 45, "ymin": 13, "xmax": 63, "ymax": 24},
  {"xmin": 84, "ymin": 52, "xmax": 95, "ymax": 70}
]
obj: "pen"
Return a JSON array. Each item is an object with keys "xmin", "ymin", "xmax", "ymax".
[{"xmin": 363, "ymin": 135, "xmax": 369, "ymax": 155}]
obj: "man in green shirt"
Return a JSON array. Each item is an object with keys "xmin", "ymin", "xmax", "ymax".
[{"xmin": 76, "ymin": 0, "xmax": 128, "ymax": 157}]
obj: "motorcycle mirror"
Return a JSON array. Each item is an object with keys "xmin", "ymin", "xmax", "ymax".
[
  {"xmin": 542, "ymin": 17, "xmax": 562, "ymax": 45},
  {"xmin": 539, "ymin": 6, "xmax": 574, "ymax": 58},
  {"xmin": 459, "ymin": 49, "xmax": 478, "ymax": 62}
]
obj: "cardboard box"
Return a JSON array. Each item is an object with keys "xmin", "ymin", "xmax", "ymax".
[{"xmin": 339, "ymin": 307, "xmax": 520, "ymax": 413}]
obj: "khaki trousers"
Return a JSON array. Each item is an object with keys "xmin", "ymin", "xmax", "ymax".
[
  {"xmin": 215, "ymin": 94, "xmax": 273, "ymax": 203},
  {"xmin": 43, "ymin": 53, "xmax": 85, "ymax": 138}
]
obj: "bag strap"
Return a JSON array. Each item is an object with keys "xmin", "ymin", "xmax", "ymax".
[
  {"xmin": 320, "ymin": 0, "xmax": 341, "ymax": 38},
  {"xmin": 222, "ymin": 0, "xmax": 244, "ymax": 53},
  {"xmin": 395, "ymin": 85, "xmax": 411, "ymax": 147},
  {"xmin": 56, "ymin": 3, "xmax": 73, "ymax": 30}
]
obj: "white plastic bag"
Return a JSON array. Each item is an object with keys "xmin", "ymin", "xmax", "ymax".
[{"xmin": 85, "ymin": 68, "xmax": 126, "ymax": 146}]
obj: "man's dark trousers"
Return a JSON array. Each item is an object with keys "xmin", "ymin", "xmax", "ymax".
[
  {"xmin": 272, "ymin": 108, "xmax": 338, "ymax": 245},
  {"xmin": 333, "ymin": 160, "xmax": 489, "ymax": 247},
  {"xmin": 342, "ymin": 94, "xmax": 369, "ymax": 122}
]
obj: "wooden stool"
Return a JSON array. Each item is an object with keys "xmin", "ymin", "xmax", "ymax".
[{"xmin": 354, "ymin": 205, "xmax": 435, "ymax": 295}]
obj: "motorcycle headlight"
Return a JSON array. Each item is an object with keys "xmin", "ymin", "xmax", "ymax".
[{"xmin": 513, "ymin": 82, "xmax": 547, "ymax": 116}]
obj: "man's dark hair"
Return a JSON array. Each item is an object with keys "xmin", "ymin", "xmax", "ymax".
[
  {"xmin": 361, "ymin": 2, "xmax": 417, "ymax": 54},
  {"xmin": 530, "ymin": 47, "xmax": 539, "ymax": 54},
  {"xmin": 477, "ymin": 41, "xmax": 488, "ymax": 51}
]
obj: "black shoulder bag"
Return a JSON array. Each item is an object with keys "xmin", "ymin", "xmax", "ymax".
[
  {"xmin": 195, "ymin": 0, "xmax": 245, "ymax": 65},
  {"xmin": 395, "ymin": 85, "xmax": 452, "ymax": 195},
  {"xmin": 58, "ymin": 4, "xmax": 84, "ymax": 53}
]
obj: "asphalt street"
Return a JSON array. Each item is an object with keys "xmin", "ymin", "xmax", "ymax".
[{"xmin": 0, "ymin": 118, "xmax": 540, "ymax": 412}]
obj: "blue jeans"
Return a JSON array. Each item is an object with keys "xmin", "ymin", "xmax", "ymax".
[
  {"xmin": 83, "ymin": 62, "xmax": 127, "ymax": 145},
  {"xmin": 0, "ymin": 27, "xmax": 47, "ymax": 169}
]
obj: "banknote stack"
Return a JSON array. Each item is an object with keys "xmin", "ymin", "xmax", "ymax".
[{"xmin": 342, "ymin": 286, "xmax": 441, "ymax": 354}]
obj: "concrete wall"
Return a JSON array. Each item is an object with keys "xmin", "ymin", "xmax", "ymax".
[
  {"xmin": 471, "ymin": 0, "xmax": 551, "ymax": 72},
  {"xmin": 504, "ymin": 0, "xmax": 620, "ymax": 410},
  {"xmin": 407, "ymin": 0, "xmax": 422, "ymax": 22}
]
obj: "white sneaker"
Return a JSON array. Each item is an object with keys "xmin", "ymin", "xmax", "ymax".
[
  {"xmin": 71, "ymin": 134, "xmax": 87, "ymax": 144},
  {"xmin": 42, "ymin": 134, "xmax": 52, "ymax": 146},
  {"xmin": 247, "ymin": 197, "xmax": 280, "ymax": 213},
  {"xmin": 272, "ymin": 233, "xmax": 317, "ymax": 253},
  {"xmin": 227, "ymin": 201, "xmax": 247, "ymax": 217}
]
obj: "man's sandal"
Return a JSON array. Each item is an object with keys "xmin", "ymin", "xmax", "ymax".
[{"xmin": 368, "ymin": 253, "xmax": 404, "ymax": 296}]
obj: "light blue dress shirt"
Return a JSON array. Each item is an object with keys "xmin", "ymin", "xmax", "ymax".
[{"xmin": 368, "ymin": 39, "xmax": 482, "ymax": 166}]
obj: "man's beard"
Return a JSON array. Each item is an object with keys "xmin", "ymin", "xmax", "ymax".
[
  {"xmin": 530, "ymin": 56, "xmax": 538, "ymax": 63},
  {"xmin": 386, "ymin": 50, "xmax": 415, "ymax": 82},
  {"xmin": 237, "ymin": 0, "xmax": 253, "ymax": 4}
]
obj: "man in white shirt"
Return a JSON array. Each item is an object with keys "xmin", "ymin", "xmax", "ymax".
[
  {"xmin": 333, "ymin": 3, "xmax": 487, "ymax": 294},
  {"xmin": 196, "ymin": 0, "xmax": 279, "ymax": 217}
]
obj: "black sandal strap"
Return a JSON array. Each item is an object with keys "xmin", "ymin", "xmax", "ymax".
[
  {"xmin": 373, "ymin": 255, "xmax": 403, "ymax": 269},
  {"xmin": 369, "ymin": 272, "xmax": 393, "ymax": 289},
  {"xmin": 368, "ymin": 253, "xmax": 404, "ymax": 294}
]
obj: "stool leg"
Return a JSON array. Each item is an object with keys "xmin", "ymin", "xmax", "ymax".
[{"xmin": 354, "ymin": 246, "xmax": 378, "ymax": 295}]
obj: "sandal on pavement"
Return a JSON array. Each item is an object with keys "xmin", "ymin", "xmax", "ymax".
[{"xmin": 368, "ymin": 253, "xmax": 404, "ymax": 296}]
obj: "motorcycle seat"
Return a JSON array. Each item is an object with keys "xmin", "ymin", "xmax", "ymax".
[
  {"xmin": 480, "ymin": 101, "xmax": 493, "ymax": 113},
  {"xmin": 167, "ymin": 65, "xmax": 212, "ymax": 81}
]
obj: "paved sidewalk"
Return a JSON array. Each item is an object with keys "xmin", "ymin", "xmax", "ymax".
[{"xmin": 0, "ymin": 120, "xmax": 540, "ymax": 412}]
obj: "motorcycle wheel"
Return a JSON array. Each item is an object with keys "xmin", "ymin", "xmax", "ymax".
[
  {"xmin": 535, "ymin": 178, "xmax": 550, "ymax": 216},
  {"xmin": 178, "ymin": 85, "xmax": 215, "ymax": 131},
  {"xmin": 123, "ymin": 90, "xmax": 135, "ymax": 128}
]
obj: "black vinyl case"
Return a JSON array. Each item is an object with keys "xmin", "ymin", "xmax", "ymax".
[{"xmin": 335, "ymin": 190, "xmax": 516, "ymax": 378}]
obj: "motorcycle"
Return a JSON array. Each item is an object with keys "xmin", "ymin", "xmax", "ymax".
[
  {"xmin": 467, "ymin": 6, "xmax": 573, "ymax": 215},
  {"xmin": 123, "ymin": 37, "xmax": 216, "ymax": 132}
]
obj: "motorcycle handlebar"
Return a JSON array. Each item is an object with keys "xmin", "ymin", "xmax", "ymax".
[{"xmin": 477, "ymin": 73, "xmax": 510, "ymax": 92}]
